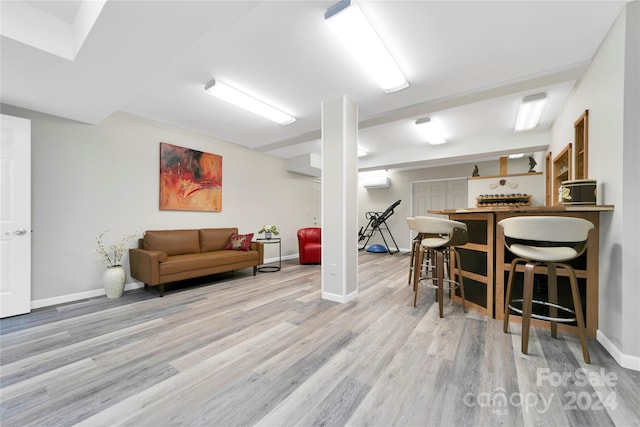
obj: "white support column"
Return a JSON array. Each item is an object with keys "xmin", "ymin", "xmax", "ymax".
[{"xmin": 321, "ymin": 96, "xmax": 358, "ymax": 303}]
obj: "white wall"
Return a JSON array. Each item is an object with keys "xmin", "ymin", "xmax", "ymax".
[
  {"xmin": 549, "ymin": 2, "xmax": 640, "ymax": 365},
  {"xmin": 467, "ymin": 173, "xmax": 545, "ymax": 207},
  {"xmin": 1, "ymin": 106, "xmax": 315, "ymax": 303}
]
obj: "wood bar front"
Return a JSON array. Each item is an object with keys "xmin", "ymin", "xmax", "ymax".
[{"xmin": 429, "ymin": 205, "xmax": 613, "ymax": 338}]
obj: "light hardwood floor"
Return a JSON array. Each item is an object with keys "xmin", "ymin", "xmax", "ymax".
[{"xmin": 1, "ymin": 252, "xmax": 638, "ymax": 426}]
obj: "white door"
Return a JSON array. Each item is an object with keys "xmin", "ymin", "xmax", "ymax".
[
  {"xmin": 412, "ymin": 178, "xmax": 468, "ymax": 216},
  {"xmin": 411, "ymin": 178, "xmax": 468, "ymax": 244},
  {"xmin": 412, "ymin": 180, "xmax": 447, "ymax": 216},
  {"xmin": 1, "ymin": 114, "xmax": 31, "ymax": 318}
]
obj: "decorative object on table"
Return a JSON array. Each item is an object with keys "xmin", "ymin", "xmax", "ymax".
[
  {"xmin": 561, "ymin": 179, "xmax": 597, "ymax": 205},
  {"xmin": 96, "ymin": 229, "xmax": 137, "ymax": 298},
  {"xmin": 476, "ymin": 193, "xmax": 531, "ymax": 207},
  {"xmin": 159, "ymin": 142, "xmax": 222, "ymax": 212},
  {"xmin": 472, "ymin": 165, "xmax": 479, "ymax": 177},
  {"xmin": 258, "ymin": 224, "xmax": 279, "ymax": 240},
  {"xmin": 528, "ymin": 156, "xmax": 537, "ymax": 173}
]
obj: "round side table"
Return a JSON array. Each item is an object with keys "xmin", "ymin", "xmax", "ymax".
[{"xmin": 257, "ymin": 238, "xmax": 281, "ymax": 272}]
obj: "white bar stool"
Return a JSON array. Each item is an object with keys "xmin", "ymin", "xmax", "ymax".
[
  {"xmin": 411, "ymin": 216, "xmax": 468, "ymax": 317},
  {"xmin": 498, "ymin": 216, "xmax": 593, "ymax": 364},
  {"xmin": 405, "ymin": 217, "xmax": 429, "ymax": 287}
]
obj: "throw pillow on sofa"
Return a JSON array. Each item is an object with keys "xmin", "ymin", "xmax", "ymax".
[{"xmin": 225, "ymin": 233, "xmax": 254, "ymax": 251}]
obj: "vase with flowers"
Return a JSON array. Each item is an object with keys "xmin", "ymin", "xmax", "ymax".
[
  {"xmin": 258, "ymin": 224, "xmax": 279, "ymax": 240},
  {"xmin": 96, "ymin": 229, "xmax": 137, "ymax": 298}
]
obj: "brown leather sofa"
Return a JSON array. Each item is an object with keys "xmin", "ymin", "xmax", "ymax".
[{"xmin": 129, "ymin": 228, "xmax": 264, "ymax": 296}]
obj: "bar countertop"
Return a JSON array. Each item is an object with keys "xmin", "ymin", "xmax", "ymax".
[
  {"xmin": 429, "ymin": 205, "xmax": 614, "ymax": 215},
  {"xmin": 428, "ymin": 204, "xmax": 612, "ymax": 337}
]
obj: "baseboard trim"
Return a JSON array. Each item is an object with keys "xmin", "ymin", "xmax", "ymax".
[
  {"xmin": 31, "ymin": 258, "xmax": 300, "ymax": 310},
  {"xmin": 597, "ymin": 329, "xmax": 640, "ymax": 371},
  {"xmin": 321, "ymin": 290, "xmax": 358, "ymax": 304},
  {"xmin": 29, "ymin": 254, "xmax": 331, "ymax": 310},
  {"xmin": 31, "ymin": 282, "xmax": 145, "ymax": 310}
]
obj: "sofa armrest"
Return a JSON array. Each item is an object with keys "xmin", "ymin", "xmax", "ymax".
[
  {"xmin": 129, "ymin": 248, "xmax": 167, "ymax": 285},
  {"xmin": 251, "ymin": 241, "xmax": 264, "ymax": 265}
]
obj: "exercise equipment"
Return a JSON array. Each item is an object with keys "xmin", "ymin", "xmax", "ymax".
[
  {"xmin": 367, "ymin": 244, "xmax": 389, "ymax": 253},
  {"xmin": 358, "ymin": 199, "xmax": 401, "ymax": 254}
]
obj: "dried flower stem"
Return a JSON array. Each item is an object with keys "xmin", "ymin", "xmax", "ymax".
[{"xmin": 96, "ymin": 230, "xmax": 138, "ymax": 267}]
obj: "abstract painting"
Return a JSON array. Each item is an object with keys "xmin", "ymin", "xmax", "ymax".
[{"xmin": 160, "ymin": 142, "xmax": 222, "ymax": 211}]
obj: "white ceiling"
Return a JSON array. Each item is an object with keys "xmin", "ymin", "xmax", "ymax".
[{"xmin": 0, "ymin": 0, "xmax": 629, "ymax": 173}]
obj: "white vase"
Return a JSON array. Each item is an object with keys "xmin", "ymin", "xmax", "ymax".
[
  {"xmin": 103, "ymin": 266, "xmax": 126, "ymax": 298},
  {"xmin": 265, "ymin": 231, "xmax": 272, "ymax": 239}
]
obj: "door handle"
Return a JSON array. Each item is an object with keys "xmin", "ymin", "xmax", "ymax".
[{"xmin": 5, "ymin": 228, "xmax": 27, "ymax": 236}]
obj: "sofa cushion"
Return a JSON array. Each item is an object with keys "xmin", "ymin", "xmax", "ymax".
[
  {"xmin": 200, "ymin": 228, "xmax": 237, "ymax": 252},
  {"xmin": 225, "ymin": 233, "xmax": 254, "ymax": 251},
  {"xmin": 144, "ymin": 230, "xmax": 200, "ymax": 256},
  {"xmin": 159, "ymin": 250, "xmax": 259, "ymax": 275}
]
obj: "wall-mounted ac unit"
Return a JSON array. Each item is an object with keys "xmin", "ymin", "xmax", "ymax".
[{"xmin": 363, "ymin": 176, "xmax": 390, "ymax": 189}]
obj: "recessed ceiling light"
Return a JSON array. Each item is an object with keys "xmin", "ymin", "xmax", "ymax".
[
  {"xmin": 415, "ymin": 117, "xmax": 446, "ymax": 145},
  {"xmin": 324, "ymin": 0, "xmax": 408, "ymax": 93},
  {"xmin": 204, "ymin": 79, "xmax": 295, "ymax": 126},
  {"xmin": 514, "ymin": 93, "xmax": 547, "ymax": 132}
]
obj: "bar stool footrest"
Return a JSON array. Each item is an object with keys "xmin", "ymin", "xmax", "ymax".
[
  {"xmin": 508, "ymin": 299, "xmax": 577, "ymax": 323},
  {"xmin": 422, "ymin": 278, "xmax": 461, "ymax": 292}
]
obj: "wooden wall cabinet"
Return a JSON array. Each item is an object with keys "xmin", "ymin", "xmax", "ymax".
[
  {"xmin": 574, "ymin": 110, "xmax": 589, "ymax": 180},
  {"xmin": 552, "ymin": 143, "xmax": 572, "ymax": 205}
]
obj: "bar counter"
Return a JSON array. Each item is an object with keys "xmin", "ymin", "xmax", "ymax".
[{"xmin": 428, "ymin": 205, "xmax": 613, "ymax": 338}]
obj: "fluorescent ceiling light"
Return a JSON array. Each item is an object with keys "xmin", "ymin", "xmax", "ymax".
[
  {"xmin": 514, "ymin": 93, "xmax": 547, "ymax": 131},
  {"xmin": 508, "ymin": 153, "xmax": 525, "ymax": 159},
  {"xmin": 415, "ymin": 117, "xmax": 446, "ymax": 145},
  {"xmin": 204, "ymin": 79, "xmax": 295, "ymax": 125},
  {"xmin": 324, "ymin": 0, "xmax": 408, "ymax": 93}
]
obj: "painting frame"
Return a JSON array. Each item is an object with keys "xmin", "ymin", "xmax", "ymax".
[{"xmin": 159, "ymin": 142, "xmax": 222, "ymax": 212}]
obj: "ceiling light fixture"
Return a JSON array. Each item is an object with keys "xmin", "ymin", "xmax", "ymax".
[
  {"xmin": 514, "ymin": 93, "xmax": 547, "ymax": 132},
  {"xmin": 204, "ymin": 79, "xmax": 295, "ymax": 125},
  {"xmin": 324, "ymin": 0, "xmax": 408, "ymax": 93},
  {"xmin": 358, "ymin": 147, "xmax": 368, "ymax": 157},
  {"xmin": 508, "ymin": 153, "xmax": 525, "ymax": 159},
  {"xmin": 415, "ymin": 117, "xmax": 446, "ymax": 145}
]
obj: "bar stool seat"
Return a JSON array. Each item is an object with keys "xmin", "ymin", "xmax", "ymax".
[
  {"xmin": 499, "ymin": 215, "xmax": 593, "ymax": 364},
  {"xmin": 507, "ymin": 244, "xmax": 579, "ymax": 262},
  {"xmin": 405, "ymin": 217, "xmax": 432, "ymax": 286},
  {"xmin": 411, "ymin": 216, "xmax": 468, "ymax": 317}
]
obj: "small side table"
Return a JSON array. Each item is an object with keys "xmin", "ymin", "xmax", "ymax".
[{"xmin": 257, "ymin": 238, "xmax": 281, "ymax": 272}]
